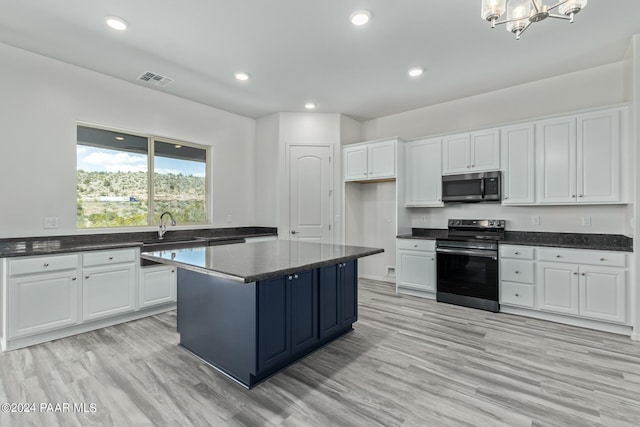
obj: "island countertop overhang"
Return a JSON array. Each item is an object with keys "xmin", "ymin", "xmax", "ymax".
[{"xmin": 141, "ymin": 240, "xmax": 384, "ymax": 283}]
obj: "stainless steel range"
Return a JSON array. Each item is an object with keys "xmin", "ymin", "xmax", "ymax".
[{"xmin": 436, "ymin": 219, "xmax": 505, "ymax": 312}]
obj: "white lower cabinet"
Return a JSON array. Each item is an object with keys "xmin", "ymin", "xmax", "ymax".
[
  {"xmin": 396, "ymin": 239, "xmax": 436, "ymax": 296},
  {"xmin": 8, "ymin": 269, "xmax": 80, "ymax": 339},
  {"xmin": 500, "ymin": 245, "xmax": 629, "ymax": 328},
  {"xmin": 83, "ymin": 263, "xmax": 136, "ymax": 321},
  {"xmin": 139, "ymin": 265, "xmax": 176, "ymax": 309}
]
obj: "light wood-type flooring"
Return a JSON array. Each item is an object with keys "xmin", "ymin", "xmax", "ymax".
[{"xmin": 1, "ymin": 279, "xmax": 640, "ymax": 426}]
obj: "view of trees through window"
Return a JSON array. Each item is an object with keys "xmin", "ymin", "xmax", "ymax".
[{"xmin": 77, "ymin": 125, "xmax": 208, "ymax": 228}]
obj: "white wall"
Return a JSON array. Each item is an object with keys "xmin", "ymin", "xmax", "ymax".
[
  {"xmin": 362, "ymin": 62, "xmax": 625, "ymax": 141},
  {"xmin": 254, "ymin": 114, "xmax": 279, "ymax": 227},
  {"xmin": 410, "ymin": 204, "xmax": 628, "ymax": 234},
  {"xmin": 0, "ymin": 43, "xmax": 257, "ymax": 238},
  {"xmin": 626, "ymin": 35, "xmax": 640, "ymax": 341}
]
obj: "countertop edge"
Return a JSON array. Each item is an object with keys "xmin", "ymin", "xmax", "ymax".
[{"xmin": 141, "ymin": 247, "xmax": 384, "ymax": 283}]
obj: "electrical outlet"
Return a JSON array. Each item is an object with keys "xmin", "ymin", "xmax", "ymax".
[
  {"xmin": 44, "ymin": 217, "xmax": 59, "ymax": 229},
  {"xmin": 421, "ymin": 215, "xmax": 428, "ymax": 223},
  {"xmin": 386, "ymin": 266, "xmax": 396, "ymax": 277},
  {"xmin": 531, "ymin": 215, "xmax": 540, "ymax": 226},
  {"xmin": 581, "ymin": 216, "xmax": 591, "ymax": 227}
]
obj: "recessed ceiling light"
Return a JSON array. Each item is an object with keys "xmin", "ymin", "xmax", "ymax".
[
  {"xmin": 350, "ymin": 10, "xmax": 371, "ymax": 26},
  {"xmin": 234, "ymin": 71, "xmax": 250, "ymax": 81},
  {"xmin": 115, "ymin": 136, "xmax": 125, "ymax": 141},
  {"xmin": 305, "ymin": 103, "xmax": 316, "ymax": 110},
  {"xmin": 408, "ymin": 67, "xmax": 424, "ymax": 78},
  {"xmin": 105, "ymin": 16, "xmax": 127, "ymax": 31}
]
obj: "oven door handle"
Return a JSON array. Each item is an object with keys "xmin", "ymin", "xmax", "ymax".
[{"xmin": 436, "ymin": 247, "xmax": 497, "ymax": 260}]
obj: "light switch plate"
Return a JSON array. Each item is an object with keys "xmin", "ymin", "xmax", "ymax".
[
  {"xmin": 531, "ymin": 215, "xmax": 540, "ymax": 226},
  {"xmin": 44, "ymin": 217, "xmax": 59, "ymax": 229},
  {"xmin": 582, "ymin": 216, "xmax": 591, "ymax": 227}
]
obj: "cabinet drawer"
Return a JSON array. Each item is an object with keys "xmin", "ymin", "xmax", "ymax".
[
  {"xmin": 9, "ymin": 254, "xmax": 79, "ymax": 276},
  {"xmin": 500, "ymin": 245, "xmax": 534, "ymax": 260},
  {"xmin": 500, "ymin": 281, "xmax": 535, "ymax": 308},
  {"xmin": 537, "ymin": 248, "xmax": 626, "ymax": 268},
  {"xmin": 83, "ymin": 248, "xmax": 136, "ymax": 267},
  {"xmin": 397, "ymin": 239, "xmax": 435, "ymax": 251},
  {"xmin": 500, "ymin": 259, "xmax": 534, "ymax": 284}
]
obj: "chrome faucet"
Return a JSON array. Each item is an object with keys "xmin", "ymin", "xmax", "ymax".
[{"xmin": 158, "ymin": 211, "xmax": 176, "ymax": 239}]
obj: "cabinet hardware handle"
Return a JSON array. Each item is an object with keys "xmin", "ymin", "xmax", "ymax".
[
  {"xmin": 571, "ymin": 195, "xmax": 576, "ymax": 198},
  {"xmin": 171, "ymin": 270, "xmax": 175, "ymax": 273},
  {"xmin": 294, "ymin": 274, "xmax": 298, "ymax": 279},
  {"xmin": 72, "ymin": 277, "xmax": 77, "ymax": 281},
  {"xmin": 556, "ymin": 255, "xmax": 561, "ymax": 258},
  {"xmin": 85, "ymin": 275, "xmax": 90, "ymax": 279},
  {"xmin": 504, "ymin": 197, "xmax": 509, "ymax": 200},
  {"xmin": 578, "ymin": 194, "xmax": 584, "ymax": 198},
  {"xmin": 109, "ymin": 256, "xmax": 113, "ymax": 260},
  {"xmin": 515, "ymin": 271, "xmax": 519, "ymax": 274},
  {"xmin": 600, "ymin": 258, "xmax": 605, "ymax": 261},
  {"xmin": 431, "ymin": 258, "xmax": 434, "ymax": 261},
  {"xmin": 573, "ymin": 272, "xmax": 578, "ymax": 275},
  {"xmin": 514, "ymin": 252, "xmax": 519, "ymax": 255},
  {"xmin": 288, "ymin": 275, "xmax": 293, "ymax": 280},
  {"xmin": 515, "ymin": 293, "xmax": 519, "ymax": 297},
  {"xmin": 44, "ymin": 263, "xmax": 49, "ymax": 267},
  {"xmin": 414, "ymin": 244, "xmax": 418, "ymax": 248},
  {"xmin": 290, "ymin": 230, "xmax": 298, "ymax": 235},
  {"xmin": 581, "ymin": 273, "xmax": 586, "ymax": 276},
  {"xmin": 471, "ymin": 164, "xmax": 475, "ymax": 167}
]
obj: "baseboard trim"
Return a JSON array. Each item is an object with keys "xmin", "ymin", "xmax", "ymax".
[{"xmin": 358, "ymin": 274, "xmax": 395, "ymax": 284}]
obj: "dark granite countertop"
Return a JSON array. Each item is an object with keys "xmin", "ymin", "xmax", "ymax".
[
  {"xmin": 141, "ymin": 240, "xmax": 384, "ymax": 283},
  {"xmin": 0, "ymin": 227, "xmax": 277, "ymax": 257},
  {"xmin": 397, "ymin": 228, "xmax": 632, "ymax": 252}
]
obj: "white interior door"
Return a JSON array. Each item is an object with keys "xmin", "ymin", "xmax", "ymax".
[{"xmin": 289, "ymin": 145, "xmax": 332, "ymax": 243}]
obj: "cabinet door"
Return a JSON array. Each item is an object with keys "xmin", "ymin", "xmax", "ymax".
[
  {"xmin": 442, "ymin": 134, "xmax": 470, "ymax": 174},
  {"xmin": 139, "ymin": 265, "xmax": 176, "ymax": 309},
  {"xmin": 536, "ymin": 117, "xmax": 577, "ymax": 204},
  {"xmin": 470, "ymin": 129, "xmax": 500, "ymax": 171},
  {"xmin": 397, "ymin": 249, "xmax": 435, "ymax": 292},
  {"xmin": 318, "ymin": 264, "xmax": 341, "ymax": 339},
  {"xmin": 82, "ymin": 263, "xmax": 136, "ymax": 321},
  {"xmin": 404, "ymin": 138, "xmax": 443, "ymax": 207},
  {"xmin": 501, "ymin": 124, "xmax": 535, "ymax": 205},
  {"xmin": 577, "ymin": 109, "xmax": 621, "ymax": 203},
  {"xmin": 537, "ymin": 262, "xmax": 579, "ymax": 315},
  {"xmin": 290, "ymin": 270, "xmax": 319, "ymax": 355},
  {"xmin": 343, "ymin": 145, "xmax": 368, "ymax": 181},
  {"xmin": 367, "ymin": 140, "xmax": 396, "ymax": 179},
  {"xmin": 340, "ymin": 260, "xmax": 358, "ymax": 327},
  {"xmin": 8, "ymin": 271, "xmax": 79, "ymax": 339},
  {"xmin": 257, "ymin": 276, "xmax": 291, "ymax": 372},
  {"xmin": 579, "ymin": 266, "xmax": 627, "ymax": 324}
]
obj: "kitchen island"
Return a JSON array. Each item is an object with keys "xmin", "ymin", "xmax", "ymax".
[{"xmin": 141, "ymin": 240, "xmax": 383, "ymax": 388}]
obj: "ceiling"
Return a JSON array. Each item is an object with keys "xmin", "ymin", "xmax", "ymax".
[{"xmin": 1, "ymin": 1, "xmax": 639, "ymax": 121}]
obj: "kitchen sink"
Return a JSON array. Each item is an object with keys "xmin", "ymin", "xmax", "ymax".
[{"xmin": 141, "ymin": 237, "xmax": 209, "ymax": 252}]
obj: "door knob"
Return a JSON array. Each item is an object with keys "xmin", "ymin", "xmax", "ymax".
[{"xmin": 291, "ymin": 230, "xmax": 298, "ymax": 235}]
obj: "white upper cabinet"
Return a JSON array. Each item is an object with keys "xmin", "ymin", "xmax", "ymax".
[
  {"xmin": 501, "ymin": 124, "xmax": 535, "ymax": 205},
  {"xmin": 343, "ymin": 139, "xmax": 396, "ymax": 182},
  {"xmin": 343, "ymin": 145, "xmax": 368, "ymax": 181},
  {"xmin": 536, "ymin": 108, "xmax": 623, "ymax": 205},
  {"xmin": 442, "ymin": 129, "xmax": 499, "ymax": 174},
  {"xmin": 577, "ymin": 109, "xmax": 621, "ymax": 203},
  {"xmin": 536, "ymin": 116, "xmax": 577, "ymax": 204},
  {"xmin": 404, "ymin": 138, "xmax": 443, "ymax": 207}
]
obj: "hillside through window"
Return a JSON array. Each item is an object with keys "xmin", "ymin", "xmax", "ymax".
[{"xmin": 76, "ymin": 125, "xmax": 209, "ymax": 228}]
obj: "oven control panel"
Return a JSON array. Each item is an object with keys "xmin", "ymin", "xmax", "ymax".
[{"xmin": 448, "ymin": 219, "xmax": 505, "ymax": 229}]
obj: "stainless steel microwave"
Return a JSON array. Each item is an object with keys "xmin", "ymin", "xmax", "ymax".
[{"xmin": 441, "ymin": 171, "xmax": 501, "ymax": 203}]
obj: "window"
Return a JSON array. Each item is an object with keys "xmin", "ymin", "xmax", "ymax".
[{"xmin": 76, "ymin": 124, "xmax": 209, "ymax": 228}]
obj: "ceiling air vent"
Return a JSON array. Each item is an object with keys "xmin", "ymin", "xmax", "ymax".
[{"xmin": 137, "ymin": 71, "xmax": 174, "ymax": 87}]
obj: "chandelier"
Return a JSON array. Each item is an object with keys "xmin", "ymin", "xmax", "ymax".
[{"xmin": 481, "ymin": 0, "xmax": 588, "ymax": 39}]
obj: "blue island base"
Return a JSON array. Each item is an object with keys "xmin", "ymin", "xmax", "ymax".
[{"xmin": 177, "ymin": 260, "xmax": 358, "ymax": 388}]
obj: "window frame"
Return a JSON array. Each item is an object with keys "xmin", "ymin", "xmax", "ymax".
[{"xmin": 76, "ymin": 122, "xmax": 211, "ymax": 229}]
